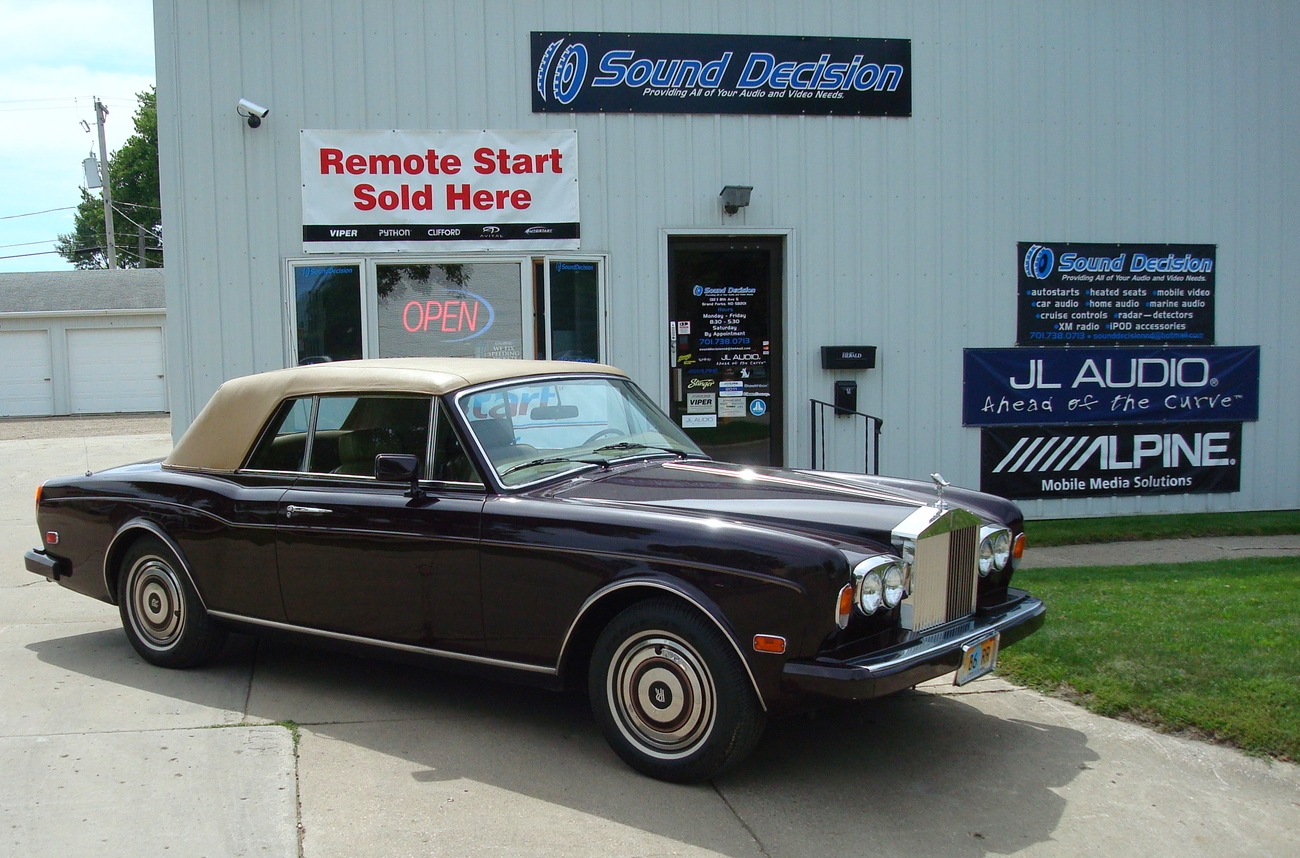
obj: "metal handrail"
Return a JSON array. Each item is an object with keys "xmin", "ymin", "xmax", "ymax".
[{"xmin": 810, "ymin": 399, "xmax": 884, "ymax": 475}]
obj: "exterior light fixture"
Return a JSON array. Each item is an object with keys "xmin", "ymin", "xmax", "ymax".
[{"xmin": 719, "ymin": 185, "xmax": 752, "ymax": 214}]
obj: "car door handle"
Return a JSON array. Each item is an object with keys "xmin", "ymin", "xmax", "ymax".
[{"xmin": 285, "ymin": 504, "xmax": 333, "ymax": 518}]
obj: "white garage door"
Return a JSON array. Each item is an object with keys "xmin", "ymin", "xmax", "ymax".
[
  {"xmin": 0, "ymin": 329, "xmax": 55, "ymax": 416},
  {"xmin": 68, "ymin": 326, "xmax": 167, "ymax": 414}
]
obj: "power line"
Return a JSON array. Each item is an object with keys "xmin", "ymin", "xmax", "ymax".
[
  {"xmin": 114, "ymin": 201, "xmax": 163, "ymax": 212},
  {"xmin": 0, "ymin": 239, "xmax": 59, "ymax": 250},
  {"xmin": 0, "ymin": 206, "xmax": 78, "ymax": 221},
  {"xmin": 0, "ymin": 249, "xmax": 63, "ymax": 260}
]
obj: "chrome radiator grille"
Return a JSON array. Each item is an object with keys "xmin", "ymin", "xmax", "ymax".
[{"xmin": 902, "ymin": 515, "xmax": 980, "ymax": 633}]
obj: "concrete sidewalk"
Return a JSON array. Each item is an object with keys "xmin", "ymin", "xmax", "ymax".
[
  {"xmin": 1022, "ymin": 534, "xmax": 1300, "ymax": 568},
  {"xmin": 2, "ymin": 417, "xmax": 1297, "ymax": 858}
]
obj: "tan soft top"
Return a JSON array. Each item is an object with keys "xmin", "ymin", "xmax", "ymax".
[{"xmin": 165, "ymin": 357, "xmax": 626, "ymax": 473}]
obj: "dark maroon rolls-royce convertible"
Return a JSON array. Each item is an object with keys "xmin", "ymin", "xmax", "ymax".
[{"xmin": 26, "ymin": 358, "xmax": 1043, "ymax": 781}]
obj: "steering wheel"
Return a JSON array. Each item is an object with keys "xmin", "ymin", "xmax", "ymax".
[{"xmin": 583, "ymin": 428, "xmax": 625, "ymax": 445}]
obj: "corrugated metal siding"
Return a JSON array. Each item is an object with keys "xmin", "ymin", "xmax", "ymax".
[{"xmin": 156, "ymin": 0, "xmax": 1299, "ymax": 515}]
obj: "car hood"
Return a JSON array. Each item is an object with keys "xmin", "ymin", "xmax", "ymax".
[{"xmin": 541, "ymin": 459, "xmax": 1021, "ymax": 546}]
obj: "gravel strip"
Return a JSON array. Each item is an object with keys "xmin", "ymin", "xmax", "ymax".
[{"xmin": 0, "ymin": 413, "xmax": 171, "ymax": 441}]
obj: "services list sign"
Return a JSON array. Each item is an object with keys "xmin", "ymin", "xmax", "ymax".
[
  {"xmin": 1018, "ymin": 242, "xmax": 1215, "ymax": 346},
  {"xmin": 531, "ymin": 32, "xmax": 910, "ymax": 116},
  {"xmin": 300, "ymin": 130, "xmax": 579, "ymax": 253},
  {"xmin": 981, "ymin": 422, "xmax": 1242, "ymax": 500}
]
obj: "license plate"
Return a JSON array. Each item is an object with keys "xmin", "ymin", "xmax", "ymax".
[{"xmin": 954, "ymin": 633, "xmax": 1000, "ymax": 686}]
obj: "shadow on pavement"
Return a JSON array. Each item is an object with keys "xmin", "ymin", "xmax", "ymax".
[{"xmin": 28, "ymin": 628, "xmax": 1093, "ymax": 858}]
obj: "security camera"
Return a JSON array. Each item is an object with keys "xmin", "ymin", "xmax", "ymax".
[{"xmin": 237, "ymin": 98, "xmax": 269, "ymax": 128}]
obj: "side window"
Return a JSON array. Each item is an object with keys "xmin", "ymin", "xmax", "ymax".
[
  {"xmin": 429, "ymin": 399, "xmax": 481, "ymax": 484},
  {"xmin": 245, "ymin": 398, "xmax": 313, "ymax": 471},
  {"xmin": 312, "ymin": 395, "xmax": 432, "ymax": 476}
]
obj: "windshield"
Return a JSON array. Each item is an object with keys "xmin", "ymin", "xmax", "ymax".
[{"xmin": 457, "ymin": 376, "xmax": 706, "ymax": 486}]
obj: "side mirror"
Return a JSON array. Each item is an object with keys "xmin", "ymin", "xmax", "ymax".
[{"xmin": 374, "ymin": 453, "xmax": 424, "ymax": 498}]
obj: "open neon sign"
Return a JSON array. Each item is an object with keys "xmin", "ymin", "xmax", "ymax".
[{"xmin": 399, "ymin": 290, "xmax": 495, "ymax": 342}]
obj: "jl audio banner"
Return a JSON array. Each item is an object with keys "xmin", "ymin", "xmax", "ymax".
[{"xmin": 981, "ymin": 422, "xmax": 1242, "ymax": 500}]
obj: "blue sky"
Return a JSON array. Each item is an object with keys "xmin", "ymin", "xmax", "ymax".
[{"xmin": 0, "ymin": 1, "xmax": 155, "ymax": 272}]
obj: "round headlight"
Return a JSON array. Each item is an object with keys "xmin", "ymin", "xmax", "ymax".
[
  {"xmin": 979, "ymin": 526, "xmax": 1013, "ymax": 576},
  {"xmin": 883, "ymin": 563, "xmax": 905, "ymax": 607},
  {"xmin": 992, "ymin": 530, "xmax": 1012, "ymax": 568},
  {"xmin": 858, "ymin": 570, "xmax": 884, "ymax": 614}
]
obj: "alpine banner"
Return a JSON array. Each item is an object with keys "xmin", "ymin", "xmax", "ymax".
[
  {"xmin": 981, "ymin": 422, "xmax": 1243, "ymax": 500},
  {"xmin": 1018, "ymin": 242, "xmax": 1216, "ymax": 346},
  {"xmin": 531, "ymin": 32, "xmax": 911, "ymax": 116},
  {"xmin": 962, "ymin": 346, "xmax": 1260, "ymax": 426},
  {"xmin": 300, "ymin": 129, "xmax": 579, "ymax": 253}
]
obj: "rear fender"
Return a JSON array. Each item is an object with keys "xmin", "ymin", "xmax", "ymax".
[{"xmin": 103, "ymin": 518, "xmax": 206, "ymax": 610}]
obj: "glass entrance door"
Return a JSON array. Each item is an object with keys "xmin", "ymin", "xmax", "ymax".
[{"xmin": 667, "ymin": 237, "xmax": 784, "ymax": 466}]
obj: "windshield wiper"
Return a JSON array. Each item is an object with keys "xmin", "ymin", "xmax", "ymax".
[
  {"xmin": 498, "ymin": 455, "xmax": 606, "ymax": 478},
  {"xmin": 592, "ymin": 442, "xmax": 694, "ymax": 459}
]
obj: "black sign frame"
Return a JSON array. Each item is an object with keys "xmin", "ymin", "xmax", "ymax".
[
  {"xmin": 1017, "ymin": 242, "xmax": 1216, "ymax": 346},
  {"xmin": 980, "ymin": 422, "xmax": 1242, "ymax": 500},
  {"xmin": 531, "ymin": 32, "xmax": 911, "ymax": 116}
]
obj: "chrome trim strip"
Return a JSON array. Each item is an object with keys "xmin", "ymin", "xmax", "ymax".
[
  {"xmin": 49, "ymin": 495, "xmax": 281, "ymax": 531},
  {"xmin": 102, "ymin": 518, "xmax": 207, "ymax": 610},
  {"xmin": 206, "ymin": 612, "xmax": 556, "ymax": 675},
  {"xmin": 555, "ymin": 579, "xmax": 768, "ymax": 712},
  {"xmin": 53, "ymin": 495, "xmax": 482, "ymax": 545},
  {"xmin": 239, "ymin": 468, "xmax": 484, "ymax": 490}
]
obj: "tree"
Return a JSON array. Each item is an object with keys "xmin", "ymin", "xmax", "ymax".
[{"xmin": 56, "ymin": 88, "xmax": 162, "ymax": 269}]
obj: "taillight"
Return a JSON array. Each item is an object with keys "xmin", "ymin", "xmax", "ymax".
[{"xmin": 35, "ymin": 481, "xmax": 43, "ymax": 514}]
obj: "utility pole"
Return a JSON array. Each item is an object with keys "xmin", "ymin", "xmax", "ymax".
[{"xmin": 94, "ymin": 97, "xmax": 117, "ymax": 269}]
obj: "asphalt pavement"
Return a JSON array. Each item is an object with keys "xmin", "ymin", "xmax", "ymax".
[{"xmin": 1, "ymin": 415, "xmax": 1296, "ymax": 858}]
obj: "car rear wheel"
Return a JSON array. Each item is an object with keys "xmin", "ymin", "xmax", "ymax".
[
  {"xmin": 117, "ymin": 535, "xmax": 226, "ymax": 668},
  {"xmin": 589, "ymin": 597, "xmax": 765, "ymax": 782}
]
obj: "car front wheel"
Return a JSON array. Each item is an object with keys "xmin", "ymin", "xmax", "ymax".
[
  {"xmin": 589, "ymin": 597, "xmax": 765, "ymax": 782},
  {"xmin": 117, "ymin": 535, "xmax": 227, "ymax": 668}
]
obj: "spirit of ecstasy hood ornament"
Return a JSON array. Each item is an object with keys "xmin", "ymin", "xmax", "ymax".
[{"xmin": 930, "ymin": 472, "xmax": 950, "ymax": 512}]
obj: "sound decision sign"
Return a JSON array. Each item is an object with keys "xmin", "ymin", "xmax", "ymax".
[
  {"xmin": 1018, "ymin": 242, "xmax": 1216, "ymax": 346},
  {"xmin": 300, "ymin": 130, "xmax": 579, "ymax": 253},
  {"xmin": 981, "ymin": 422, "xmax": 1242, "ymax": 500},
  {"xmin": 531, "ymin": 32, "xmax": 910, "ymax": 116}
]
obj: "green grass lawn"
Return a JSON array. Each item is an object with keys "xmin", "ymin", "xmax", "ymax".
[
  {"xmin": 998, "ymin": 556, "xmax": 1300, "ymax": 761},
  {"xmin": 1025, "ymin": 509, "xmax": 1300, "ymax": 547}
]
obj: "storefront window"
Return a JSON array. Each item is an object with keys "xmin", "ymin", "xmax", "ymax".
[
  {"xmin": 546, "ymin": 260, "xmax": 601, "ymax": 362},
  {"xmin": 293, "ymin": 264, "xmax": 363, "ymax": 364},
  {"xmin": 375, "ymin": 262, "xmax": 526, "ymax": 360}
]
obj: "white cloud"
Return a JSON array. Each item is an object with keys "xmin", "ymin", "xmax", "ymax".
[{"xmin": 0, "ymin": 1, "xmax": 154, "ymax": 272}]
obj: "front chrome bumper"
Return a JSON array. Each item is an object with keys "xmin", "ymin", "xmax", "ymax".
[{"xmin": 782, "ymin": 588, "xmax": 1046, "ymax": 700}]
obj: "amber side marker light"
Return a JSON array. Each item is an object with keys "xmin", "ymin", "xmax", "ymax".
[
  {"xmin": 1013, "ymin": 533, "xmax": 1027, "ymax": 560},
  {"xmin": 835, "ymin": 583, "xmax": 854, "ymax": 628},
  {"xmin": 753, "ymin": 635, "xmax": 787, "ymax": 654},
  {"xmin": 35, "ymin": 482, "xmax": 43, "ymax": 514}
]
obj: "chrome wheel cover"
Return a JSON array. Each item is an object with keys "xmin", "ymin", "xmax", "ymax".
[
  {"xmin": 126, "ymin": 555, "xmax": 185, "ymax": 650},
  {"xmin": 607, "ymin": 630, "xmax": 716, "ymax": 760}
]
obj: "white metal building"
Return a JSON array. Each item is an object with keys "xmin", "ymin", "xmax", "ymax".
[
  {"xmin": 153, "ymin": 0, "xmax": 1298, "ymax": 517},
  {"xmin": 0, "ymin": 269, "xmax": 167, "ymax": 416}
]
